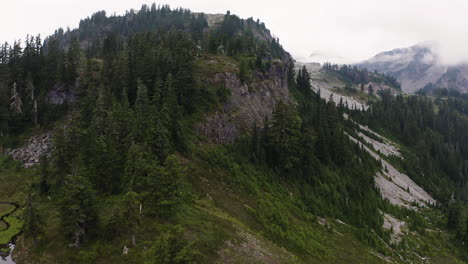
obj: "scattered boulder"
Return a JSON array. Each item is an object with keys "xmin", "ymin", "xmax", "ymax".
[{"xmin": 8, "ymin": 132, "xmax": 53, "ymax": 168}]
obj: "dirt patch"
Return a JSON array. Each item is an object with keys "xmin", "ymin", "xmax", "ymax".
[{"xmin": 217, "ymin": 227, "xmax": 296, "ymax": 264}]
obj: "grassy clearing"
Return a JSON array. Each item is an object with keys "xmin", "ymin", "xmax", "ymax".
[
  {"xmin": 0, "ymin": 221, "xmax": 6, "ymax": 231},
  {"xmin": 0, "ymin": 216, "xmax": 23, "ymax": 244},
  {"xmin": 0, "ymin": 204, "xmax": 15, "ymax": 216},
  {"xmin": 0, "ymin": 156, "xmax": 32, "ymax": 203}
]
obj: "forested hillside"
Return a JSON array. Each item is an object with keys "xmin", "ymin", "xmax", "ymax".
[
  {"xmin": 351, "ymin": 91, "xmax": 468, "ymax": 247},
  {"xmin": 0, "ymin": 3, "xmax": 466, "ymax": 264}
]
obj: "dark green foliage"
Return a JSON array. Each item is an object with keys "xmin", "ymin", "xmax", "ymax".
[
  {"xmin": 0, "ymin": 3, "xmax": 416, "ymax": 262},
  {"xmin": 0, "ymin": 5, "xmax": 288, "ymax": 258},
  {"xmin": 350, "ymin": 91, "xmax": 468, "ymax": 256},
  {"xmin": 448, "ymin": 202, "xmax": 468, "ymax": 241},
  {"xmin": 58, "ymin": 175, "xmax": 98, "ymax": 247},
  {"xmin": 350, "ymin": 93, "xmax": 468, "ymax": 202},
  {"xmin": 23, "ymin": 189, "xmax": 44, "ymax": 245},
  {"xmin": 322, "ymin": 63, "xmax": 401, "ymax": 90},
  {"xmin": 122, "ymin": 191, "xmax": 141, "ymax": 247},
  {"xmin": 144, "ymin": 225, "xmax": 200, "ymax": 264},
  {"xmin": 198, "ymin": 66, "xmax": 386, "ymax": 247},
  {"xmin": 267, "ymin": 101, "xmax": 302, "ymax": 170}
]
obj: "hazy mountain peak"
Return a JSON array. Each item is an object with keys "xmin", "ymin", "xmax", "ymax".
[{"xmin": 359, "ymin": 43, "xmax": 448, "ymax": 93}]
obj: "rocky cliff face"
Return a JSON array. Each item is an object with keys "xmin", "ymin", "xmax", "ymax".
[
  {"xmin": 198, "ymin": 57, "xmax": 293, "ymax": 143},
  {"xmin": 435, "ymin": 65, "xmax": 468, "ymax": 93},
  {"xmin": 46, "ymin": 82, "xmax": 77, "ymax": 105}
]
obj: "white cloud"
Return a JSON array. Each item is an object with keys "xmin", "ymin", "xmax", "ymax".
[{"xmin": 1, "ymin": 0, "xmax": 468, "ymax": 65}]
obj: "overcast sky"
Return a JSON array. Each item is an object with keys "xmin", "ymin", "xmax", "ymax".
[{"xmin": 2, "ymin": 0, "xmax": 468, "ymax": 64}]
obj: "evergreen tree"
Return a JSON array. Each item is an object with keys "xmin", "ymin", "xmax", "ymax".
[
  {"xmin": 23, "ymin": 189, "xmax": 44, "ymax": 246},
  {"xmin": 10, "ymin": 82, "xmax": 22, "ymax": 114},
  {"xmin": 268, "ymin": 102, "xmax": 302, "ymax": 170},
  {"xmin": 135, "ymin": 79, "xmax": 150, "ymax": 135},
  {"xmin": 58, "ymin": 175, "xmax": 97, "ymax": 248},
  {"xmin": 122, "ymin": 191, "xmax": 142, "ymax": 247}
]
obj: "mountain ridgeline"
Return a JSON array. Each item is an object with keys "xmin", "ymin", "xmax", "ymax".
[
  {"xmin": 0, "ymin": 4, "xmax": 467, "ymax": 264},
  {"xmin": 359, "ymin": 43, "xmax": 468, "ymax": 94}
]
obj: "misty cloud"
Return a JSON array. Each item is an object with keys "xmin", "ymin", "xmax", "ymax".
[{"xmin": 2, "ymin": 0, "xmax": 468, "ymax": 65}]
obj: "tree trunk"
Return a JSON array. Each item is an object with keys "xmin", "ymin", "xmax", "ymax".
[
  {"xmin": 131, "ymin": 232, "xmax": 136, "ymax": 247},
  {"xmin": 33, "ymin": 100, "xmax": 38, "ymax": 126},
  {"xmin": 73, "ymin": 232, "xmax": 81, "ymax": 248}
]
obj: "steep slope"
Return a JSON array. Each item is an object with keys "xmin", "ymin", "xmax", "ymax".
[
  {"xmin": 347, "ymin": 125, "xmax": 436, "ymax": 208},
  {"xmin": 1, "ymin": 4, "xmax": 467, "ymax": 264},
  {"xmin": 296, "ymin": 62, "xmax": 400, "ymax": 110},
  {"xmin": 359, "ymin": 43, "xmax": 468, "ymax": 94},
  {"xmin": 198, "ymin": 56, "xmax": 293, "ymax": 144},
  {"xmin": 296, "ymin": 62, "xmax": 368, "ymax": 110},
  {"xmin": 434, "ymin": 64, "xmax": 468, "ymax": 93}
]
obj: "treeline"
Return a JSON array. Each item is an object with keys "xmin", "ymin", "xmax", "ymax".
[
  {"xmin": 350, "ymin": 91, "xmax": 468, "ymax": 250},
  {"xmin": 322, "ymin": 62, "xmax": 401, "ymax": 91},
  {"xmin": 47, "ymin": 5, "xmax": 285, "ymax": 62},
  {"xmin": 418, "ymin": 83, "xmax": 467, "ymax": 97},
  {"xmin": 0, "ymin": 5, "xmax": 286, "ymax": 148}
]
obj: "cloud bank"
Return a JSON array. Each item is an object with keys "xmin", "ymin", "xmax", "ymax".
[{"xmin": 2, "ymin": 0, "xmax": 468, "ymax": 65}]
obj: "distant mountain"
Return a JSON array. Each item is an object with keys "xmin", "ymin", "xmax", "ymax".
[
  {"xmin": 358, "ymin": 44, "xmax": 448, "ymax": 93},
  {"xmin": 433, "ymin": 65, "xmax": 468, "ymax": 93}
]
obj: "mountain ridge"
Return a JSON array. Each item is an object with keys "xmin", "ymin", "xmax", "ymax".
[
  {"xmin": 357, "ymin": 43, "xmax": 468, "ymax": 94},
  {"xmin": 0, "ymin": 4, "xmax": 467, "ymax": 264}
]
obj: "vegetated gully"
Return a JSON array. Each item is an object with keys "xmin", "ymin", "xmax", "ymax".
[{"xmin": 0, "ymin": 202, "xmax": 19, "ymax": 264}]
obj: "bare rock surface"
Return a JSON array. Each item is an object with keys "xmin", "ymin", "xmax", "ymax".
[
  {"xmin": 357, "ymin": 131, "xmax": 401, "ymax": 158},
  {"xmin": 347, "ymin": 132, "xmax": 436, "ymax": 208},
  {"xmin": 296, "ymin": 62, "xmax": 369, "ymax": 110},
  {"xmin": 46, "ymin": 82, "xmax": 76, "ymax": 105},
  {"xmin": 199, "ymin": 57, "xmax": 293, "ymax": 143},
  {"xmin": 383, "ymin": 213, "xmax": 406, "ymax": 244},
  {"xmin": 8, "ymin": 132, "xmax": 53, "ymax": 168},
  {"xmin": 312, "ymin": 81, "xmax": 368, "ymax": 110}
]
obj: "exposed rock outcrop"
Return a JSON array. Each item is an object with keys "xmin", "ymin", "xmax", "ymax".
[
  {"xmin": 435, "ymin": 65, "xmax": 468, "ymax": 93},
  {"xmin": 8, "ymin": 132, "xmax": 53, "ymax": 168},
  {"xmin": 199, "ymin": 57, "xmax": 293, "ymax": 143},
  {"xmin": 347, "ymin": 131, "xmax": 436, "ymax": 209},
  {"xmin": 383, "ymin": 213, "xmax": 406, "ymax": 244},
  {"xmin": 46, "ymin": 82, "xmax": 77, "ymax": 105}
]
